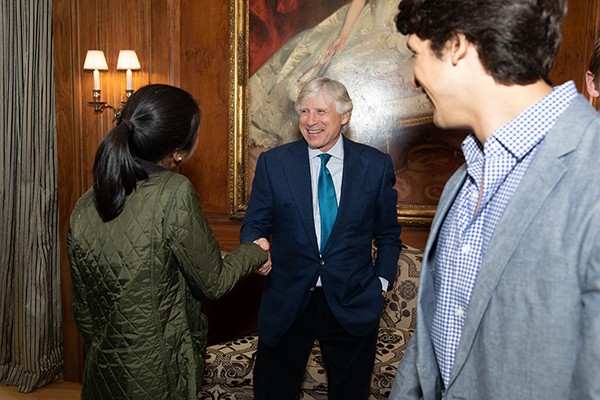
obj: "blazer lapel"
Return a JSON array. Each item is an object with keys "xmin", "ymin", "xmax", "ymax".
[
  {"xmin": 282, "ymin": 141, "xmax": 319, "ymax": 253},
  {"xmin": 425, "ymin": 165, "xmax": 467, "ymax": 260},
  {"xmin": 411, "ymin": 165, "xmax": 467, "ymax": 392},
  {"xmin": 419, "ymin": 165, "xmax": 467, "ymax": 337},
  {"xmin": 448, "ymin": 102, "xmax": 582, "ymax": 387}
]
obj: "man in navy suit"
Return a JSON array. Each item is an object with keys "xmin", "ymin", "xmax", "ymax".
[{"xmin": 241, "ymin": 77, "xmax": 402, "ymax": 400}]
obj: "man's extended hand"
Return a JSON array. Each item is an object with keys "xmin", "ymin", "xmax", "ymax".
[{"xmin": 254, "ymin": 238, "xmax": 272, "ymax": 275}]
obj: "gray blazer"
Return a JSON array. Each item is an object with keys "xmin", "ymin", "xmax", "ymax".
[{"xmin": 390, "ymin": 95, "xmax": 600, "ymax": 400}]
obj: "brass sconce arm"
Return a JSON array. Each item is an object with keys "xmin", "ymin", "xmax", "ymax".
[{"xmin": 87, "ymin": 89, "xmax": 125, "ymax": 121}]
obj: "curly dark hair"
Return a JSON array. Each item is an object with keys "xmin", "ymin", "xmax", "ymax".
[{"xmin": 395, "ymin": 0, "xmax": 568, "ymax": 85}]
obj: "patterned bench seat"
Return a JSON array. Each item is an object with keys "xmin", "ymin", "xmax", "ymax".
[{"xmin": 199, "ymin": 244, "xmax": 423, "ymax": 399}]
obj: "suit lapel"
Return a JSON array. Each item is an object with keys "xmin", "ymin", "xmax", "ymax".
[
  {"xmin": 448, "ymin": 100, "xmax": 583, "ymax": 386},
  {"xmin": 282, "ymin": 141, "xmax": 319, "ymax": 253}
]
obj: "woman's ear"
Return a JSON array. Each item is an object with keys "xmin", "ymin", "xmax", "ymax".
[
  {"xmin": 172, "ymin": 151, "xmax": 184, "ymax": 165},
  {"xmin": 585, "ymin": 70, "xmax": 599, "ymax": 98},
  {"xmin": 157, "ymin": 150, "xmax": 186, "ymax": 170}
]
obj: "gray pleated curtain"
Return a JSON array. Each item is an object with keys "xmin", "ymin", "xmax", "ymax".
[{"xmin": 0, "ymin": 0, "xmax": 63, "ymax": 393}]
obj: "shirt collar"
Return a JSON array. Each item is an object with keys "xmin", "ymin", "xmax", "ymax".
[
  {"xmin": 308, "ymin": 134, "xmax": 345, "ymax": 160},
  {"xmin": 462, "ymin": 81, "xmax": 578, "ymax": 163}
]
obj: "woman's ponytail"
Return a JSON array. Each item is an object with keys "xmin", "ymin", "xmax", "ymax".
[{"xmin": 93, "ymin": 121, "xmax": 147, "ymax": 222}]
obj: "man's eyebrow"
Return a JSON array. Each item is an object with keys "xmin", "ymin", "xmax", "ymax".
[{"xmin": 299, "ymin": 106, "xmax": 329, "ymax": 112}]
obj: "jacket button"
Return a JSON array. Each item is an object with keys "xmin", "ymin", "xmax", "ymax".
[{"xmin": 319, "ymin": 259, "xmax": 325, "ymax": 266}]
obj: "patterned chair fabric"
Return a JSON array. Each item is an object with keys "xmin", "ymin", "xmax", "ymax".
[{"xmin": 199, "ymin": 244, "xmax": 423, "ymax": 399}]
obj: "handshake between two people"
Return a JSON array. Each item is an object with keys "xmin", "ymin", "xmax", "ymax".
[{"xmin": 254, "ymin": 238, "xmax": 272, "ymax": 276}]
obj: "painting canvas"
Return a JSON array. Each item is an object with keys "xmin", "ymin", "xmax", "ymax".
[{"xmin": 229, "ymin": 0, "xmax": 468, "ymax": 225}]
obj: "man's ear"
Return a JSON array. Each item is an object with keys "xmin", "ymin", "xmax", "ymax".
[
  {"xmin": 585, "ymin": 70, "xmax": 599, "ymax": 98},
  {"xmin": 448, "ymin": 33, "xmax": 469, "ymax": 66},
  {"xmin": 341, "ymin": 111, "xmax": 351, "ymax": 125}
]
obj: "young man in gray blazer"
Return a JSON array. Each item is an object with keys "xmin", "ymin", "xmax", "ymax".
[{"xmin": 390, "ymin": 0, "xmax": 600, "ymax": 399}]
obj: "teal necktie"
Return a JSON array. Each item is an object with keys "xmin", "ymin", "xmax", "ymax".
[{"xmin": 318, "ymin": 153, "xmax": 337, "ymax": 251}]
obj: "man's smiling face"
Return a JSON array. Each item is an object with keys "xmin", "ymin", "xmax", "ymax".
[{"xmin": 298, "ymin": 90, "xmax": 350, "ymax": 153}]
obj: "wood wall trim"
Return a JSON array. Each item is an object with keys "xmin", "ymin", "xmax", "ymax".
[
  {"xmin": 551, "ymin": 0, "xmax": 600, "ymax": 95},
  {"xmin": 53, "ymin": 0, "xmax": 85, "ymax": 383}
]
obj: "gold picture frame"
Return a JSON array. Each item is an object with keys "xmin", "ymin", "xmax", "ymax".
[
  {"xmin": 228, "ymin": 0, "xmax": 249, "ymax": 220},
  {"xmin": 228, "ymin": 0, "xmax": 467, "ymax": 226}
]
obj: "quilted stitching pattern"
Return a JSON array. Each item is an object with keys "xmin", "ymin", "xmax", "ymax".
[{"xmin": 68, "ymin": 171, "xmax": 267, "ymax": 400}]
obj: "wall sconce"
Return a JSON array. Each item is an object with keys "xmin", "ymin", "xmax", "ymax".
[
  {"xmin": 83, "ymin": 50, "xmax": 109, "ymax": 108},
  {"xmin": 83, "ymin": 49, "xmax": 141, "ymax": 120},
  {"xmin": 117, "ymin": 50, "xmax": 141, "ymax": 100}
]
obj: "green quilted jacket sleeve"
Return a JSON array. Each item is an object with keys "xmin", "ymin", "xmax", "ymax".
[{"xmin": 163, "ymin": 175, "xmax": 267, "ymax": 300}]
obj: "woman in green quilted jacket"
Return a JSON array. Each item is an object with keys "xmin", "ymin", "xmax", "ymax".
[{"xmin": 67, "ymin": 84, "xmax": 270, "ymax": 400}]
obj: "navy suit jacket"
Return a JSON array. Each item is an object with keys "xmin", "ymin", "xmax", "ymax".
[{"xmin": 241, "ymin": 136, "xmax": 402, "ymax": 347}]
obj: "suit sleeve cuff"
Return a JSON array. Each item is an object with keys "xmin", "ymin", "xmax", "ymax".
[{"xmin": 379, "ymin": 277, "xmax": 389, "ymax": 292}]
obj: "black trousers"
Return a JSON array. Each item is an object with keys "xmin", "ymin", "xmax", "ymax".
[{"xmin": 253, "ymin": 288, "xmax": 379, "ymax": 400}]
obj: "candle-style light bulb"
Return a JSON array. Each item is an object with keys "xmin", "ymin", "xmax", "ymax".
[
  {"xmin": 126, "ymin": 69, "xmax": 133, "ymax": 91},
  {"xmin": 83, "ymin": 50, "xmax": 108, "ymax": 92},
  {"xmin": 117, "ymin": 50, "xmax": 141, "ymax": 95},
  {"xmin": 93, "ymin": 70, "xmax": 100, "ymax": 90}
]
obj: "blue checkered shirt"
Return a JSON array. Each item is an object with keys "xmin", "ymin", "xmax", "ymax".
[{"xmin": 430, "ymin": 81, "xmax": 578, "ymax": 389}]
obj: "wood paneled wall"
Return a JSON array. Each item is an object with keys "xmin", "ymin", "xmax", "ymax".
[
  {"xmin": 53, "ymin": 0, "xmax": 599, "ymax": 381},
  {"xmin": 551, "ymin": 0, "xmax": 600, "ymax": 96}
]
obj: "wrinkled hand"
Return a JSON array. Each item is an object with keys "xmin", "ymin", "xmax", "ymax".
[{"xmin": 254, "ymin": 238, "xmax": 272, "ymax": 275}]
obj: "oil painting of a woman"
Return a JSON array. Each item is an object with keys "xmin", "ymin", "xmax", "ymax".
[{"xmin": 244, "ymin": 0, "xmax": 466, "ymax": 219}]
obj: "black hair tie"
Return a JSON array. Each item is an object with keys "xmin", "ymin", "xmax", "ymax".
[{"xmin": 121, "ymin": 118, "xmax": 134, "ymax": 132}]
